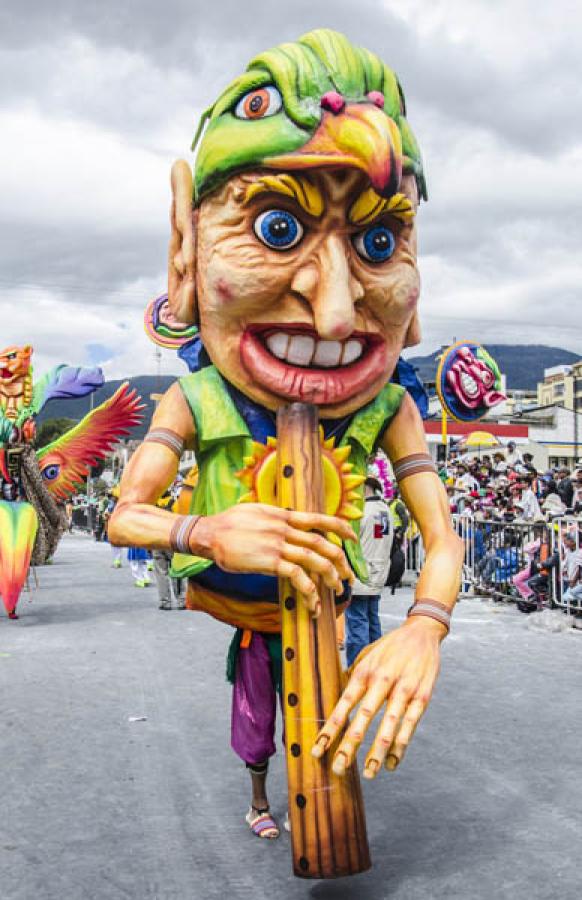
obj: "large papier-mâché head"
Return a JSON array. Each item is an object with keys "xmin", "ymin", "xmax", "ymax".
[{"xmin": 168, "ymin": 29, "xmax": 426, "ymax": 417}]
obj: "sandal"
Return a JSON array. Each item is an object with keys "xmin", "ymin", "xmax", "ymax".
[{"xmin": 246, "ymin": 806, "xmax": 280, "ymax": 839}]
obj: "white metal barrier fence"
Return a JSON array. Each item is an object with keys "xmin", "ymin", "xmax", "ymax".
[
  {"xmin": 549, "ymin": 517, "xmax": 582, "ymax": 615},
  {"xmin": 405, "ymin": 515, "xmax": 582, "ymax": 618}
]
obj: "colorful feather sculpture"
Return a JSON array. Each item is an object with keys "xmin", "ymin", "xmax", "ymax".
[
  {"xmin": 29, "ymin": 365, "xmax": 104, "ymax": 419},
  {"xmin": 36, "ymin": 383, "xmax": 145, "ymax": 500},
  {"xmin": 1, "ymin": 380, "xmax": 145, "ymax": 618}
]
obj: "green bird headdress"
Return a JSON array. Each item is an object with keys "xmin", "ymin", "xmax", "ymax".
[{"xmin": 192, "ymin": 28, "xmax": 426, "ymax": 205}]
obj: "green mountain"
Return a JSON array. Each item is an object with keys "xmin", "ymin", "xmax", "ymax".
[{"xmin": 406, "ymin": 344, "xmax": 581, "ymax": 392}]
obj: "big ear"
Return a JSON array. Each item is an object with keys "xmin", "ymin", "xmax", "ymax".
[
  {"xmin": 404, "ymin": 311, "xmax": 421, "ymax": 348},
  {"xmin": 168, "ymin": 160, "xmax": 197, "ymax": 324}
]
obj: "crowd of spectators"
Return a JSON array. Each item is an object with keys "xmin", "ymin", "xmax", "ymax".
[
  {"xmin": 437, "ymin": 442, "xmax": 582, "ymax": 616},
  {"xmin": 440, "ymin": 441, "xmax": 582, "ymax": 523}
]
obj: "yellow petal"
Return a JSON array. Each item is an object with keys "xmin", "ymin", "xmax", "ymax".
[
  {"xmin": 343, "ymin": 474, "xmax": 365, "ymax": 490},
  {"xmin": 339, "ymin": 503, "xmax": 363, "ymax": 520},
  {"xmin": 333, "ymin": 446, "xmax": 351, "ymax": 463},
  {"xmin": 238, "ymin": 492, "xmax": 256, "ymax": 504}
]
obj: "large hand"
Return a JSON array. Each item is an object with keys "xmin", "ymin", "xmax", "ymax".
[
  {"xmin": 192, "ymin": 503, "xmax": 356, "ymax": 616},
  {"xmin": 312, "ymin": 617, "xmax": 445, "ymax": 775}
]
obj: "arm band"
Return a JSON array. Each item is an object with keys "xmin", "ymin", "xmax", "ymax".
[
  {"xmin": 144, "ymin": 427, "xmax": 185, "ymax": 458},
  {"xmin": 393, "ymin": 452, "xmax": 437, "ymax": 483},
  {"xmin": 169, "ymin": 515, "xmax": 201, "ymax": 554},
  {"xmin": 407, "ymin": 598, "xmax": 451, "ymax": 633}
]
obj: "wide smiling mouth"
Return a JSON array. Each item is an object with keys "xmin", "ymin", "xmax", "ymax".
[
  {"xmin": 0, "ymin": 367, "xmax": 14, "ymax": 379},
  {"xmin": 257, "ymin": 324, "xmax": 377, "ymax": 369},
  {"xmin": 457, "ymin": 369, "xmax": 480, "ymax": 399},
  {"xmin": 240, "ymin": 324, "xmax": 387, "ymax": 407}
]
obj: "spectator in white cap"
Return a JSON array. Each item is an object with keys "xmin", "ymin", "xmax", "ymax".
[{"xmin": 505, "ymin": 441, "xmax": 522, "ymax": 467}]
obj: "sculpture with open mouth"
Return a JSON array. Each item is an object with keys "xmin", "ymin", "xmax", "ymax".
[{"xmin": 110, "ymin": 28, "xmax": 464, "ymax": 879}]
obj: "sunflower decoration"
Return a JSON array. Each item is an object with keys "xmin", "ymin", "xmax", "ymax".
[{"xmin": 236, "ymin": 431, "xmax": 364, "ymax": 541}]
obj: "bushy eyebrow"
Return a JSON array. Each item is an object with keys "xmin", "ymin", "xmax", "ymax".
[
  {"xmin": 349, "ymin": 188, "xmax": 415, "ymax": 226},
  {"xmin": 243, "ymin": 174, "xmax": 324, "ymax": 217}
]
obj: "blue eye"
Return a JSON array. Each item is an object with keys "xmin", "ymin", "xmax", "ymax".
[
  {"xmin": 42, "ymin": 464, "xmax": 60, "ymax": 481},
  {"xmin": 254, "ymin": 209, "xmax": 304, "ymax": 250},
  {"xmin": 354, "ymin": 224, "xmax": 396, "ymax": 263}
]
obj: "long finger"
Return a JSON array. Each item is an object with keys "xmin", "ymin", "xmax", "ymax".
[
  {"xmin": 286, "ymin": 528, "xmax": 353, "ymax": 584},
  {"xmin": 333, "ymin": 679, "xmax": 398, "ymax": 774},
  {"xmin": 288, "ymin": 511, "xmax": 357, "ymax": 542},
  {"xmin": 282, "ymin": 543, "xmax": 343, "ymax": 595},
  {"xmin": 363, "ymin": 689, "xmax": 411, "ymax": 778},
  {"xmin": 311, "ymin": 670, "xmax": 368, "ymax": 760},
  {"xmin": 385, "ymin": 696, "xmax": 427, "ymax": 771},
  {"xmin": 276, "ymin": 560, "xmax": 319, "ymax": 613}
]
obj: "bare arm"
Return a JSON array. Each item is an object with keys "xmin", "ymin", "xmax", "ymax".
[
  {"xmin": 109, "ymin": 381, "xmax": 356, "ymax": 614},
  {"xmin": 384, "ymin": 394, "xmax": 464, "ymax": 620},
  {"xmin": 313, "ymin": 394, "xmax": 463, "ymax": 776}
]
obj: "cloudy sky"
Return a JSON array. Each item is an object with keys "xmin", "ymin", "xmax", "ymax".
[{"xmin": 1, "ymin": 0, "xmax": 581, "ymax": 380}]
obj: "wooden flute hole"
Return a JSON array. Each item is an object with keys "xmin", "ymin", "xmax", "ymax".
[
  {"xmin": 283, "ymin": 465, "xmax": 294, "ymax": 478},
  {"xmin": 296, "ymin": 794, "xmax": 306, "ymax": 809},
  {"xmin": 284, "ymin": 596, "xmax": 295, "ymax": 611},
  {"xmin": 299, "ymin": 857, "xmax": 309, "ymax": 872},
  {"xmin": 284, "ymin": 647, "xmax": 295, "ymax": 661},
  {"xmin": 290, "ymin": 743, "xmax": 301, "ymax": 757},
  {"xmin": 287, "ymin": 693, "xmax": 298, "ymax": 707}
]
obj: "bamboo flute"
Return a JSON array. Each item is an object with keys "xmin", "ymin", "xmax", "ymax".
[{"xmin": 276, "ymin": 402, "xmax": 371, "ymax": 879}]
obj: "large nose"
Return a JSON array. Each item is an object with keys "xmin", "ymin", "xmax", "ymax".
[{"xmin": 291, "ymin": 234, "xmax": 363, "ymax": 340}]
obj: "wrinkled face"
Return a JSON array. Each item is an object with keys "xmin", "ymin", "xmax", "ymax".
[
  {"xmin": 0, "ymin": 345, "xmax": 32, "ymax": 384},
  {"xmin": 196, "ymin": 169, "xmax": 420, "ymax": 417}
]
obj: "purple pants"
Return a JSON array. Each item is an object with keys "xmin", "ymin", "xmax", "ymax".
[
  {"xmin": 231, "ymin": 632, "xmax": 278, "ymax": 766},
  {"xmin": 513, "ymin": 566, "xmax": 534, "ymax": 600}
]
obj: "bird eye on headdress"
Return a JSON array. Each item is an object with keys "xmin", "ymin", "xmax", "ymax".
[
  {"xmin": 253, "ymin": 209, "xmax": 304, "ymax": 250},
  {"xmin": 353, "ymin": 224, "xmax": 396, "ymax": 263},
  {"xmin": 234, "ymin": 86, "xmax": 283, "ymax": 120},
  {"xmin": 41, "ymin": 464, "xmax": 60, "ymax": 482}
]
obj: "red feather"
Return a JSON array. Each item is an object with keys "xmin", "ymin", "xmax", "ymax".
[{"xmin": 36, "ymin": 383, "xmax": 146, "ymax": 500}]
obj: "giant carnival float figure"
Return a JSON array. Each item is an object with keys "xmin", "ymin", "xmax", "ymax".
[
  {"xmin": 110, "ymin": 29, "xmax": 464, "ymax": 879},
  {"xmin": 0, "ymin": 344, "xmax": 144, "ymax": 619}
]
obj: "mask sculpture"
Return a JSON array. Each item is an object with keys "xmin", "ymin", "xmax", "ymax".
[
  {"xmin": 436, "ymin": 341, "xmax": 506, "ymax": 423},
  {"xmin": 111, "ymin": 30, "xmax": 463, "ymax": 878},
  {"xmin": 0, "ymin": 345, "xmax": 144, "ymax": 618}
]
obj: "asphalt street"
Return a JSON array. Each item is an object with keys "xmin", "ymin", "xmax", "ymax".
[{"xmin": 1, "ymin": 533, "xmax": 581, "ymax": 900}]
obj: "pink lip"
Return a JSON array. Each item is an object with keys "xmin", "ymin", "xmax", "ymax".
[{"xmin": 240, "ymin": 325, "xmax": 388, "ymax": 406}]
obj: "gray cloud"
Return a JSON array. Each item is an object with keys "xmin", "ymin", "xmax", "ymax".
[{"xmin": 1, "ymin": 0, "xmax": 581, "ymax": 379}]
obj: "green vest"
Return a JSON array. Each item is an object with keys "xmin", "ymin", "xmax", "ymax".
[
  {"xmin": 389, "ymin": 498, "xmax": 403, "ymax": 529},
  {"xmin": 171, "ymin": 366, "xmax": 405, "ymax": 583}
]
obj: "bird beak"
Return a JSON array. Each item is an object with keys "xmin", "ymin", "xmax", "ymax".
[
  {"xmin": 265, "ymin": 104, "xmax": 403, "ymax": 198},
  {"xmin": 0, "ymin": 500, "xmax": 38, "ymax": 618}
]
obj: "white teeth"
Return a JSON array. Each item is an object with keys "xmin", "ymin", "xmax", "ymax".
[
  {"xmin": 342, "ymin": 340, "xmax": 363, "ymax": 365},
  {"xmin": 312, "ymin": 341, "xmax": 342, "ymax": 367},
  {"xmin": 461, "ymin": 373, "xmax": 478, "ymax": 397},
  {"xmin": 287, "ymin": 335, "xmax": 315, "ymax": 366},
  {"xmin": 266, "ymin": 332, "xmax": 289, "ymax": 360},
  {"xmin": 264, "ymin": 332, "xmax": 366, "ymax": 368}
]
